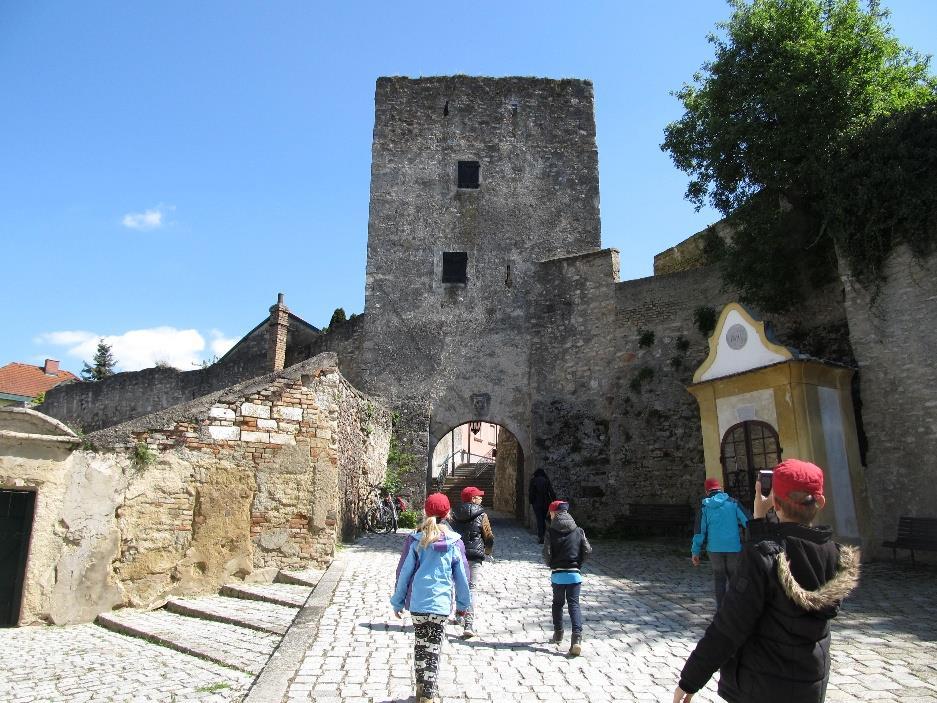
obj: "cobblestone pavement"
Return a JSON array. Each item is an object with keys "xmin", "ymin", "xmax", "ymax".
[
  {"xmin": 0, "ymin": 622, "xmax": 253, "ymax": 702},
  {"xmin": 285, "ymin": 515, "xmax": 937, "ymax": 703}
]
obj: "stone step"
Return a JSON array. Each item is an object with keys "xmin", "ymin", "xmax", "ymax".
[
  {"xmin": 221, "ymin": 581, "xmax": 313, "ymax": 608},
  {"xmin": 275, "ymin": 567, "xmax": 325, "ymax": 588},
  {"xmin": 96, "ymin": 608, "xmax": 280, "ymax": 674},
  {"xmin": 164, "ymin": 594, "xmax": 299, "ymax": 635}
]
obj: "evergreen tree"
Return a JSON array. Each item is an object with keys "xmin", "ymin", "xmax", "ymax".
[
  {"xmin": 329, "ymin": 307, "xmax": 347, "ymax": 327},
  {"xmin": 81, "ymin": 339, "xmax": 117, "ymax": 381}
]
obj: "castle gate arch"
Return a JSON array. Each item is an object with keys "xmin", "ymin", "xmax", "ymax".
[{"xmin": 429, "ymin": 419, "xmax": 527, "ymax": 520}]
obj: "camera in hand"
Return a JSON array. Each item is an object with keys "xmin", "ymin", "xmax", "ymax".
[{"xmin": 758, "ymin": 470, "xmax": 773, "ymax": 496}]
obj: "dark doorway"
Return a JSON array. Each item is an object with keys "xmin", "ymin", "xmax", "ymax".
[
  {"xmin": 0, "ymin": 489, "xmax": 36, "ymax": 627},
  {"xmin": 720, "ymin": 421, "xmax": 782, "ymax": 508}
]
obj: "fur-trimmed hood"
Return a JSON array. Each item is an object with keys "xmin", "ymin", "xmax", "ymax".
[{"xmin": 778, "ymin": 544, "xmax": 860, "ymax": 611}]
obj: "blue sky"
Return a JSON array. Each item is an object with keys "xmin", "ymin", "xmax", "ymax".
[{"xmin": 3, "ymin": 1, "xmax": 936, "ymax": 374}]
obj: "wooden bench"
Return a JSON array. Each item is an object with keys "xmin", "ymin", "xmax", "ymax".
[
  {"xmin": 882, "ymin": 516, "xmax": 937, "ymax": 565},
  {"xmin": 616, "ymin": 503, "xmax": 693, "ymax": 537}
]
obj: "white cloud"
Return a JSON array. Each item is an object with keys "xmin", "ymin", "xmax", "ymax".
[
  {"xmin": 121, "ymin": 204, "xmax": 174, "ymax": 231},
  {"xmin": 36, "ymin": 326, "xmax": 238, "ymax": 372},
  {"xmin": 208, "ymin": 329, "xmax": 238, "ymax": 357}
]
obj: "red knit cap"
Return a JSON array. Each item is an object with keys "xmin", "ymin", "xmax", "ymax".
[
  {"xmin": 423, "ymin": 492, "xmax": 451, "ymax": 519},
  {"xmin": 461, "ymin": 486, "xmax": 485, "ymax": 502},
  {"xmin": 773, "ymin": 459, "xmax": 824, "ymax": 502},
  {"xmin": 548, "ymin": 500, "xmax": 569, "ymax": 513},
  {"xmin": 704, "ymin": 477, "xmax": 722, "ymax": 492}
]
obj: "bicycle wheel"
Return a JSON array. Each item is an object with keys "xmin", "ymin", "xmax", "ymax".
[
  {"xmin": 379, "ymin": 507, "xmax": 395, "ymax": 534},
  {"xmin": 365, "ymin": 506, "xmax": 383, "ymax": 533}
]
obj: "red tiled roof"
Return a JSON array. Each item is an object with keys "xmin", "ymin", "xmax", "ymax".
[{"xmin": 0, "ymin": 362, "xmax": 78, "ymax": 398}]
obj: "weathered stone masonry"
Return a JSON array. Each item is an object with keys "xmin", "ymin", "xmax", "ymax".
[{"xmin": 0, "ymin": 354, "xmax": 390, "ymax": 625}]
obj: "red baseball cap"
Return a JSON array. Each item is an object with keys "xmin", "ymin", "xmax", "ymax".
[
  {"xmin": 548, "ymin": 500, "xmax": 569, "ymax": 513},
  {"xmin": 773, "ymin": 459, "xmax": 825, "ymax": 502},
  {"xmin": 461, "ymin": 486, "xmax": 485, "ymax": 502},
  {"xmin": 423, "ymin": 492, "xmax": 451, "ymax": 519},
  {"xmin": 704, "ymin": 477, "xmax": 722, "ymax": 492}
]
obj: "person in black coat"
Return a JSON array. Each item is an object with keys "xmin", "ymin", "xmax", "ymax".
[
  {"xmin": 673, "ymin": 459, "xmax": 860, "ymax": 703},
  {"xmin": 543, "ymin": 500, "xmax": 592, "ymax": 657},
  {"xmin": 448, "ymin": 486, "xmax": 494, "ymax": 639},
  {"xmin": 528, "ymin": 468, "xmax": 556, "ymax": 544}
]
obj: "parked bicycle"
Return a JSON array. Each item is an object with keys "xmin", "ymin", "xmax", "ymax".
[{"xmin": 362, "ymin": 485, "xmax": 408, "ymax": 534}]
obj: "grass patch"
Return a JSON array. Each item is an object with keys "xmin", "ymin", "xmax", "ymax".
[{"xmin": 195, "ymin": 682, "xmax": 231, "ymax": 693}]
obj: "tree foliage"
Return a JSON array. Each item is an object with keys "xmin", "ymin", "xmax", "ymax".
[
  {"xmin": 663, "ymin": 0, "xmax": 937, "ymax": 311},
  {"xmin": 329, "ymin": 307, "xmax": 347, "ymax": 328},
  {"xmin": 81, "ymin": 339, "xmax": 117, "ymax": 381}
]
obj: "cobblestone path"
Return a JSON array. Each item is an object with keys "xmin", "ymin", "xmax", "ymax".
[{"xmin": 286, "ymin": 515, "xmax": 937, "ymax": 703}]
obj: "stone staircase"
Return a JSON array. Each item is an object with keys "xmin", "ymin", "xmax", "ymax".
[
  {"xmin": 439, "ymin": 462, "xmax": 495, "ymax": 508},
  {"xmin": 95, "ymin": 567, "xmax": 324, "ymax": 675}
]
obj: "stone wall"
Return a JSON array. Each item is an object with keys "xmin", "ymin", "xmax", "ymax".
[
  {"xmin": 530, "ymin": 249, "xmax": 620, "ymax": 524},
  {"xmin": 0, "ymin": 355, "xmax": 390, "ymax": 625},
  {"xmin": 493, "ymin": 431, "xmax": 520, "ymax": 515},
  {"xmin": 359, "ymin": 76, "xmax": 603, "ymax": 500},
  {"xmin": 839, "ymin": 245, "xmax": 937, "ymax": 548}
]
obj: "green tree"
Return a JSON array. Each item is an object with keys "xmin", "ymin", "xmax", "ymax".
[
  {"xmin": 662, "ymin": 0, "xmax": 937, "ymax": 311},
  {"xmin": 328, "ymin": 307, "xmax": 347, "ymax": 328},
  {"xmin": 81, "ymin": 339, "xmax": 117, "ymax": 381}
]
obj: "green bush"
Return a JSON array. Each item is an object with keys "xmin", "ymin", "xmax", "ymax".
[
  {"xmin": 694, "ymin": 306, "xmax": 717, "ymax": 338},
  {"xmin": 638, "ymin": 330, "xmax": 656, "ymax": 348},
  {"xmin": 397, "ymin": 509, "xmax": 421, "ymax": 530}
]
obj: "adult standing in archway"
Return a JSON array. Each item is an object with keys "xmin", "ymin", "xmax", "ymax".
[{"xmin": 528, "ymin": 468, "xmax": 556, "ymax": 544}]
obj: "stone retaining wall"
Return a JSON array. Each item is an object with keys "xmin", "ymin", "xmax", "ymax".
[{"xmin": 0, "ymin": 355, "xmax": 390, "ymax": 625}]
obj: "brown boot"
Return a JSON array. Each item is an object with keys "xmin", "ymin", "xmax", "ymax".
[{"xmin": 568, "ymin": 632, "xmax": 582, "ymax": 657}]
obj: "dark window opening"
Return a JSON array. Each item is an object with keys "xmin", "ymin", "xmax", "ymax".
[
  {"xmin": 442, "ymin": 252, "xmax": 468, "ymax": 284},
  {"xmin": 443, "ymin": 100, "xmax": 449, "ymax": 116},
  {"xmin": 458, "ymin": 161, "xmax": 480, "ymax": 189}
]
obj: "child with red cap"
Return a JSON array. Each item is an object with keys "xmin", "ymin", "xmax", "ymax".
[
  {"xmin": 673, "ymin": 459, "xmax": 860, "ymax": 703},
  {"xmin": 542, "ymin": 499, "xmax": 592, "ymax": 656},
  {"xmin": 690, "ymin": 476, "xmax": 749, "ymax": 609},
  {"xmin": 392, "ymin": 492, "xmax": 472, "ymax": 703},
  {"xmin": 448, "ymin": 486, "xmax": 495, "ymax": 638}
]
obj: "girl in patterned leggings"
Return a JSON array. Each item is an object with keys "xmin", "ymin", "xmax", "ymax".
[{"xmin": 391, "ymin": 493, "xmax": 472, "ymax": 703}]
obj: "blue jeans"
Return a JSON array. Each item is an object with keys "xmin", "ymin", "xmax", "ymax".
[
  {"xmin": 552, "ymin": 583, "xmax": 582, "ymax": 634},
  {"xmin": 710, "ymin": 552, "xmax": 740, "ymax": 610}
]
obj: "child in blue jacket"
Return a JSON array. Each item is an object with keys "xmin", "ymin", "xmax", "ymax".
[
  {"xmin": 391, "ymin": 492, "xmax": 472, "ymax": 703},
  {"xmin": 691, "ymin": 477, "xmax": 749, "ymax": 609}
]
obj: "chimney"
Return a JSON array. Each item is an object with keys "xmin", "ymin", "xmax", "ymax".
[
  {"xmin": 43, "ymin": 359, "xmax": 60, "ymax": 375},
  {"xmin": 267, "ymin": 293, "xmax": 290, "ymax": 372}
]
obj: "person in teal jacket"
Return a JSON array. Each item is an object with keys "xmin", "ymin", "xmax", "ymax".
[
  {"xmin": 691, "ymin": 477, "xmax": 749, "ymax": 609},
  {"xmin": 391, "ymin": 492, "xmax": 472, "ymax": 703}
]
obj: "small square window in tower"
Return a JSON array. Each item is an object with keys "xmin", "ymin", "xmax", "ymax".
[
  {"xmin": 457, "ymin": 161, "xmax": 480, "ymax": 189},
  {"xmin": 442, "ymin": 252, "xmax": 468, "ymax": 284}
]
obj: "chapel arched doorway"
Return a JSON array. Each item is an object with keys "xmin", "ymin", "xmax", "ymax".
[{"xmin": 720, "ymin": 420, "xmax": 782, "ymax": 507}]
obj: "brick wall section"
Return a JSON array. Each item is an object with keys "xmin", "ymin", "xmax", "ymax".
[
  {"xmin": 267, "ymin": 295, "xmax": 290, "ymax": 372},
  {"xmin": 839, "ymin": 245, "xmax": 937, "ymax": 545},
  {"xmin": 91, "ymin": 354, "xmax": 391, "ymax": 584}
]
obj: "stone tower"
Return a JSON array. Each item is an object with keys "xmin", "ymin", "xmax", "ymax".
[{"xmin": 360, "ymin": 76, "xmax": 602, "ymax": 474}]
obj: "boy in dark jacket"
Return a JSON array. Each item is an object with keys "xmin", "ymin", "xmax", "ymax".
[
  {"xmin": 543, "ymin": 500, "xmax": 592, "ymax": 657},
  {"xmin": 673, "ymin": 459, "xmax": 860, "ymax": 703},
  {"xmin": 448, "ymin": 486, "xmax": 494, "ymax": 638}
]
